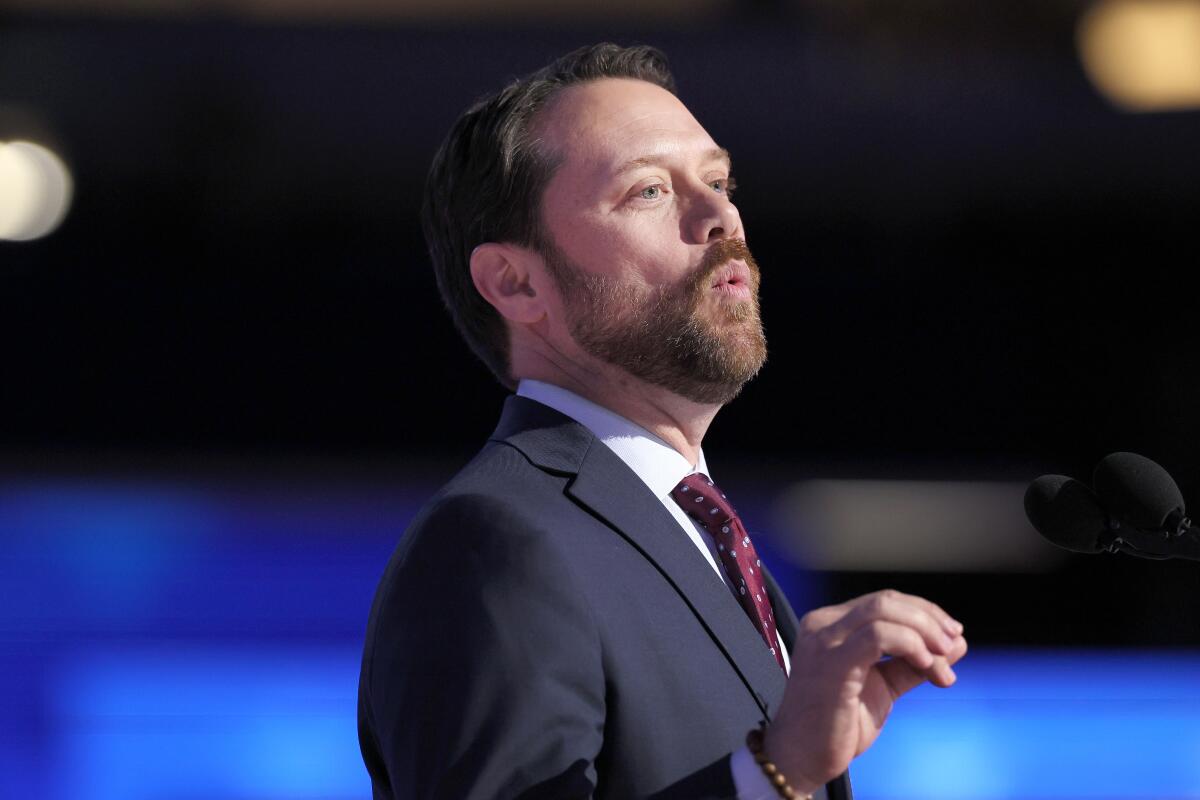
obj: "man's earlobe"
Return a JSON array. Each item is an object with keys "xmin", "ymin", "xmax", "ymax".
[{"xmin": 469, "ymin": 242, "xmax": 545, "ymax": 324}]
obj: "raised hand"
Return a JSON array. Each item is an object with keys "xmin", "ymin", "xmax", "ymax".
[{"xmin": 763, "ymin": 589, "xmax": 968, "ymax": 794}]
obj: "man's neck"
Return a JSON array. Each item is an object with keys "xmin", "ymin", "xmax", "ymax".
[{"xmin": 516, "ymin": 366, "xmax": 719, "ymax": 465}]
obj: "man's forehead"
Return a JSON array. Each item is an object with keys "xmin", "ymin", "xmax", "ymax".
[{"xmin": 537, "ymin": 78, "xmax": 720, "ymax": 176}]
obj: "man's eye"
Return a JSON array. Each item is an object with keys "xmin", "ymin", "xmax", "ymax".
[
  {"xmin": 639, "ymin": 185, "xmax": 663, "ymax": 200},
  {"xmin": 711, "ymin": 177, "xmax": 737, "ymax": 197}
]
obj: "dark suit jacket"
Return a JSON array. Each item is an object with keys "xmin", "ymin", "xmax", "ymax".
[{"xmin": 359, "ymin": 395, "xmax": 853, "ymax": 799}]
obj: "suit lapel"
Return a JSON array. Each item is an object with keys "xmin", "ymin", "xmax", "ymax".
[
  {"xmin": 761, "ymin": 566, "xmax": 801, "ymax": 652},
  {"xmin": 492, "ymin": 395, "xmax": 787, "ymax": 719}
]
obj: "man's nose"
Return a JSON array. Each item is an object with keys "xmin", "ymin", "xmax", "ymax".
[{"xmin": 685, "ymin": 187, "xmax": 741, "ymax": 244}]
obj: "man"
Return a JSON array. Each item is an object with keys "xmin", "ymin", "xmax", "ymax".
[{"xmin": 358, "ymin": 43, "xmax": 967, "ymax": 799}]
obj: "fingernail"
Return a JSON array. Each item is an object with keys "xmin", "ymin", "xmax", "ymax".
[{"xmin": 944, "ymin": 618, "xmax": 963, "ymax": 636}]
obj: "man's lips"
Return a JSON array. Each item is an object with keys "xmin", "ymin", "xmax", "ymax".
[{"xmin": 709, "ymin": 260, "xmax": 753, "ymax": 298}]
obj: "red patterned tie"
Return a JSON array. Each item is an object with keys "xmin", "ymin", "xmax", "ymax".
[{"xmin": 671, "ymin": 473, "xmax": 786, "ymax": 671}]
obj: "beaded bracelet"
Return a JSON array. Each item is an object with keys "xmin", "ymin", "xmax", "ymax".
[{"xmin": 745, "ymin": 726, "xmax": 814, "ymax": 800}]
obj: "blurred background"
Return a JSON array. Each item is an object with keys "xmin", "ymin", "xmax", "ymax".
[{"xmin": 4, "ymin": 0, "xmax": 1200, "ymax": 797}]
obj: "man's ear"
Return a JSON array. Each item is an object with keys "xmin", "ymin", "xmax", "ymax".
[{"xmin": 469, "ymin": 242, "xmax": 547, "ymax": 325}]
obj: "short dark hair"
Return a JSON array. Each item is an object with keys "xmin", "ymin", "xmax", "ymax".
[{"xmin": 421, "ymin": 42, "xmax": 677, "ymax": 388}]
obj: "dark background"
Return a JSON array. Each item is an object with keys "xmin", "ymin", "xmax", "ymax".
[
  {"xmin": 5, "ymin": 5, "xmax": 1200, "ymax": 798},
  {"xmin": 4, "ymin": 6, "xmax": 1200, "ymax": 646}
]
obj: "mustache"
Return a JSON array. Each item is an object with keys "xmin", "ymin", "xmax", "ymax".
[{"xmin": 686, "ymin": 238, "xmax": 760, "ymax": 293}]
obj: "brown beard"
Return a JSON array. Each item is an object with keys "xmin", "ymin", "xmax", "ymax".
[{"xmin": 541, "ymin": 236, "xmax": 767, "ymax": 405}]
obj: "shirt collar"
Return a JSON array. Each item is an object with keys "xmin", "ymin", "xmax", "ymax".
[{"xmin": 516, "ymin": 379, "xmax": 710, "ymax": 500}]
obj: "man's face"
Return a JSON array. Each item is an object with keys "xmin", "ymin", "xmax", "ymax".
[{"xmin": 534, "ymin": 78, "xmax": 766, "ymax": 405}]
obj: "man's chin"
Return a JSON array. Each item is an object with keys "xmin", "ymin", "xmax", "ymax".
[
  {"xmin": 703, "ymin": 316, "xmax": 767, "ymax": 370},
  {"xmin": 673, "ymin": 342, "xmax": 767, "ymax": 406}
]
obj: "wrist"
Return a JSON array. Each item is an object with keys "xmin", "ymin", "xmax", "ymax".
[{"xmin": 747, "ymin": 725, "xmax": 819, "ymax": 799}]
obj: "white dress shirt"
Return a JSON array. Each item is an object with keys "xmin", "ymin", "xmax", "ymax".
[{"xmin": 517, "ymin": 380, "xmax": 820, "ymax": 800}]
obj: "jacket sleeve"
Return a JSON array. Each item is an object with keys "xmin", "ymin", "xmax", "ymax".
[{"xmin": 359, "ymin": 493, "xmax": 607, "ymax": 799}]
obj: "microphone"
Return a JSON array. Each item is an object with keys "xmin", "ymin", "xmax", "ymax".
[
  {"xmin": 1025, "ymin": 452, "xmax": 1200, "ymax": 562},
  {"xmin": 1024, "ymin": 474, "xmax": 1109, "ymax": 554},
  {"xmin": 1093, "ymin": 452, "xmax": 1186, "ymax": 531}
]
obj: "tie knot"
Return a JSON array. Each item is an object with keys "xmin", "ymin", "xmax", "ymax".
[{"xmin": 671, "ymin": 473, "xmax": 736, "ymax": 531}]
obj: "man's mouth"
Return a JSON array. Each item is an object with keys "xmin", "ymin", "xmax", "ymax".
[{"xmin": 709, "ymin": 260, "xmax": 753, "ymax": 299}]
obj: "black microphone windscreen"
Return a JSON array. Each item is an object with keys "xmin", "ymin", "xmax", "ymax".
[
  {"xmin": 1092, "ymin": 452, "xmax": 1184, "ymax": 530},
  {"xmin": 1024, "ymin": 474, "xmax": 1108, "ymax": 553}
]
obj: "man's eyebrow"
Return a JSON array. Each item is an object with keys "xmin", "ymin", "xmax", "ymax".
[{"xmin": 611, "ymin": 147, "xmax": 732, "ymax": 177}]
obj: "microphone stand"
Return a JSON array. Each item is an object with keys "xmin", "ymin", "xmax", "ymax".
[{"xmin": 1099, "ymin": 511, "xmax": 1200, "ymax": 562}]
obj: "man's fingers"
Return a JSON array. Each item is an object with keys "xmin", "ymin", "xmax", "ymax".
[
  {"xmin": 898, "ymin": 591, "xmax": 963, "ymax": 638},
  {"xmin": 841, "ymin": 620, "xmax": 936, "ymax": 676},
  {"xmin": 822, "ymin": 590, "xmax": 958, "ymax": 656},
  {"xmin": 799, "ymin": 590, "xmax": 961, "ymax": 638},
  {"xmin": 877, "ymin": 633, "xmax": 968, "ymax": 698},
  {"xmin": 945, "ymin": 631, "xmax": 969, "ymax": 667},
  {"xmin": 876, "ymin": 654, "xmax": 957, "ymax": 698},
  {"xmin": 796, "ymin": 602, "xmax": 854, "ymax": 635}
]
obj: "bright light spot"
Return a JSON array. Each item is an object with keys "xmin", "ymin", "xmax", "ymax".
[
  {"xmin": 0, "ymin": 140, "xmax": 74, "ymax": 241},
  {"xmin": 1078, "ymin": 0, "xmax": 1200, "ymax": 112},
  {"xmin": 771, "ymin": 480, "xmax": 1060, "ymax": 572}
]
